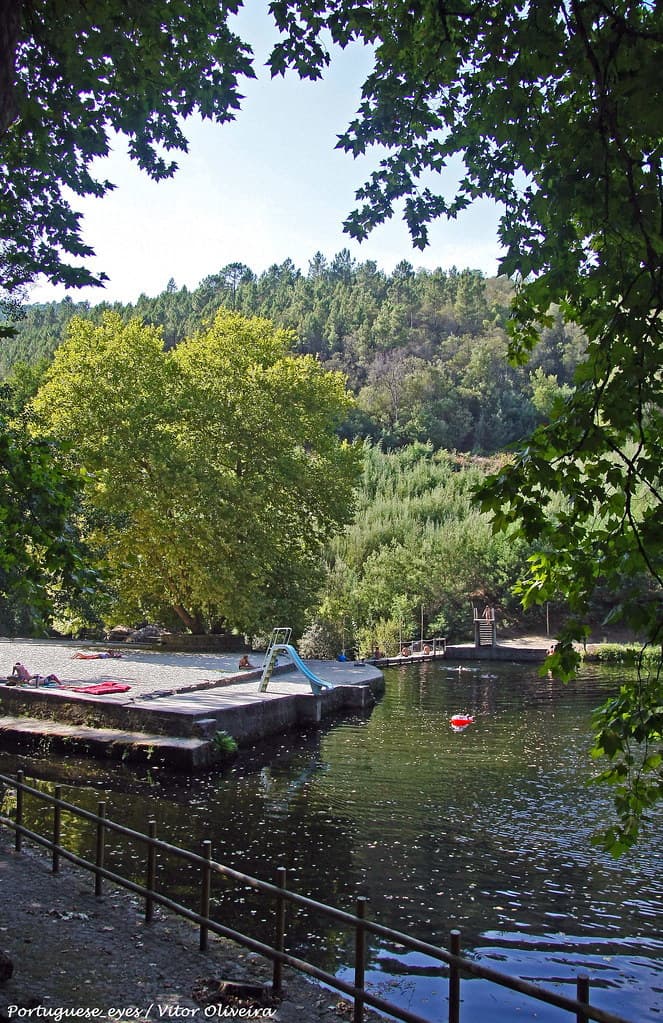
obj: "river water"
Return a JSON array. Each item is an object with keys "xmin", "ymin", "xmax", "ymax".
[{"xmin": 2, "ymin": 659, "xmax": 661, "ymax": 1021}]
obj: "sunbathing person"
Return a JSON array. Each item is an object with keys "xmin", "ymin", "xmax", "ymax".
[
  {"xmin": 7, "ymin": 663, "xmax": 60, "ymax": 686},
  {"xmin": 10, "ymin": 662, "xmax": 33, "ymax": 682},
  {"xmin": 72, "ymin": 650, "xmax": 123, "ymax": 660}
]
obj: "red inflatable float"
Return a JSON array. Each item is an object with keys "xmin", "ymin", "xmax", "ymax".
[{"xmin": 450, "ymin": 713, "xmax": 475, "ymax": 727}]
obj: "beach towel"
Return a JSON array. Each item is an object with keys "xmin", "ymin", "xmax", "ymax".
[{"xmin": 70, "ymin": 681, "xmax": 131, "ymax": 695}]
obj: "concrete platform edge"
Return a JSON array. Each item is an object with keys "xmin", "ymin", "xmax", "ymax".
[{"xmin": 0, "ymin": 670, "xmax": 384, "ymax": 771}]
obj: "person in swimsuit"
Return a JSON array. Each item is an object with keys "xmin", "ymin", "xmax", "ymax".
[{"xmin": 72, "ymin": 650, "xmax": 123, "ymax": 660}]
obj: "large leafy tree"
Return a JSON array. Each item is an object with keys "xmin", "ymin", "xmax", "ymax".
[
  {"xmin": 0, "ymin": 1, "xmax": 254, "ymax": 629},
  {"xmin": 0, "ymin": 422, "xmax": 92, "ymax": 634},
  {"xmin": 31, "ymin": 310, "xmax": 359, "ymax": 634},
  {"xmin": 0, "ymin": 357, "xmax": 95, "ymax": 634}
]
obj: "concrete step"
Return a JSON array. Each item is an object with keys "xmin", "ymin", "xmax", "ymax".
[{"xmin": 0, "ymin": 714, "xmax": 219, "ymax": 770}]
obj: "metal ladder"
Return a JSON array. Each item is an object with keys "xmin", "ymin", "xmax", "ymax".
[
  {"xmin": 259, "ymin": 627, "xmax": 292, "ymax": 692},
  {"xmin": 478, "ymin": 619, "xmax": 494, "ymax": 645}
]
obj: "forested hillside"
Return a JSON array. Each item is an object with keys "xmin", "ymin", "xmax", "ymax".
[
  {"xmin": 0, "ymin": 254, "xmax": 592, "ymax": 646},
  {"xmin": 4, "ymin": 254, "xmax": 583, "ymax": 454}
]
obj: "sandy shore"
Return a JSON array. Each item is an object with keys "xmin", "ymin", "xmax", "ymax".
[{"xmin": 0, "ymin": 640, "xmax": 252, "ymax": 699}]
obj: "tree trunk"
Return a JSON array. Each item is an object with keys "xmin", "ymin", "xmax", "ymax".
[
  {"xmin": 173, "ymin": 603, "xmax": 197, "ymax": 632},
  {"xmin": 0, "ymin": 0, "xmax": 21, "ymax": 138},
  {"xmin": 172, "ymin": 604, "xmax": 207, "ymax": 634}
]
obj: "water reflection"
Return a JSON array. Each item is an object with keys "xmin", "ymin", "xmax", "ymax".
[{"xmin": 2, "ymin": 660, "xmax": 661, "ymax": 1022}]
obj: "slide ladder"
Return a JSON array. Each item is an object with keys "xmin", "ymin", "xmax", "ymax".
[
  {"xmin": 259, "ymin": 628, "xmax": 334, "ymax": 696},
  {"xmin": 259, "ymin": 628, "xmax": 292, "ymax": 692},
  {"xmin": 478, "ymin": 619, "xmax": 494, "ymax": 645}
]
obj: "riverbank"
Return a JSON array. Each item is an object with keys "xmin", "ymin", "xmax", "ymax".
[
  {"xmin": 0, "ymin": 646, "xmax": 657, "ymax": 1023},
  {"xmin": 0, "ymin": 635, "xmax": 649, "ymax": 772},
  {"xmin": 0, "ymin": 832, "xmax": 369, "ymax": 1022}
]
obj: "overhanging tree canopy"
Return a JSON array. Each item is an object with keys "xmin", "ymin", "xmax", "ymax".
[{"xmin": 0, "ymin": 0, "xmax": 253, "ymax": 290}]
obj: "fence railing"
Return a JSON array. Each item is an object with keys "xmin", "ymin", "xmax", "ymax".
[{"xmin": 0, "ymin": 771, "xmax": 633, "ymax": 1023}]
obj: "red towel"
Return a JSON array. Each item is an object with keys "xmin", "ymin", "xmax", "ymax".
[{"xmin": 70, "ymin": 682, "xmax": 131, "ymax": 695}]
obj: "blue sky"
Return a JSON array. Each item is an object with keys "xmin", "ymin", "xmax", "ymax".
[{"xmin": 29, "ymin": 9, "xmax": 503, "ymax": 306}]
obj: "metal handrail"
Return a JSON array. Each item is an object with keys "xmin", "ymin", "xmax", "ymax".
[{"xmin": 0, "ymin": 771, "xmax": 635, "ymax": 1023}]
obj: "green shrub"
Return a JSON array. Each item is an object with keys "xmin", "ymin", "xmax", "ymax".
[
  {"xmin": 212, "ymin": 730, "xmax": 238, "ymax": 756},
  {"xmin": 582, "ymin": 643, "xmax": 661, "ymax": 667},
  {"xmin": 298, "ymin": 619, "xmax": 342, "ymax": 659}
]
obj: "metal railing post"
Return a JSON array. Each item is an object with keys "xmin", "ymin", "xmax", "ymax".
[
  {"xmin": 52, "ymin": 785, "xmax": 62, "ymax": 874},
  {"xmin": 145, "ymin": 818, "xmax": 157, "ymax": 924},
  {"xmin": 200, "ymin": 839, "xmax": 212, "ymax": 951},
  {"xmin": 272, "ymin": 866, "xmax": 287, "ymax": 995},
  {"xmin": 354, "ymin": 896, "xmax": 369, "ymax": 1023},
  {"xmin": 449, "ymin": 928, "xmax": 461, "ymax": 1023},
  {"xmin": 15, "ymin": 770, "xmax": 24, "ymax": 852},
  {"xmin": 576, "ymin": 974, "xmax": 590, "ymax": 1023},
  {"xmin": 95, "ymin": 801, "xmax": 106, "ymax": 897}
]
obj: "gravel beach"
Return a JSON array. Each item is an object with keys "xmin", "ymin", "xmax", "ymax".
[{"xmin": 0, "ymin": 640, "xmax": 254, "ymax": 700}]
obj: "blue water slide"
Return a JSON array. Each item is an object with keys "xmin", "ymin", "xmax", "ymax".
[{"xmin": 274, "ymin": 644, "xmax": 334, "ymax": 694}]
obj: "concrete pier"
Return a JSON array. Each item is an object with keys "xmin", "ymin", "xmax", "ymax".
[
  {"xmin": 375, "ymin": 641, "xmax": 549, "ymax": 666},
  {"xmin": 445, "ymin": 641, "xmax": 549, "ymax": 662},
  {"xmin": 0, "ymin": 641, "xmax": 384, "ymax": 770}
]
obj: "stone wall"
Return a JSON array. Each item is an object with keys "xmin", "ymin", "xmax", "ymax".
[{"xmin": 161, "ymin": 633, "xmax": 250, "ymax": 653}]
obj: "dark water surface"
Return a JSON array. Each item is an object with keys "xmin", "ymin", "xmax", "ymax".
[{"xmin": 3, "ymin": 660, "xmax": 661, "ymax": 1021}]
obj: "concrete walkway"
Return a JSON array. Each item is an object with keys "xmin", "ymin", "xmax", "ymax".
[{"xmin": 0, "ymin": 638, "xmax": 381, "ymax": 697}]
